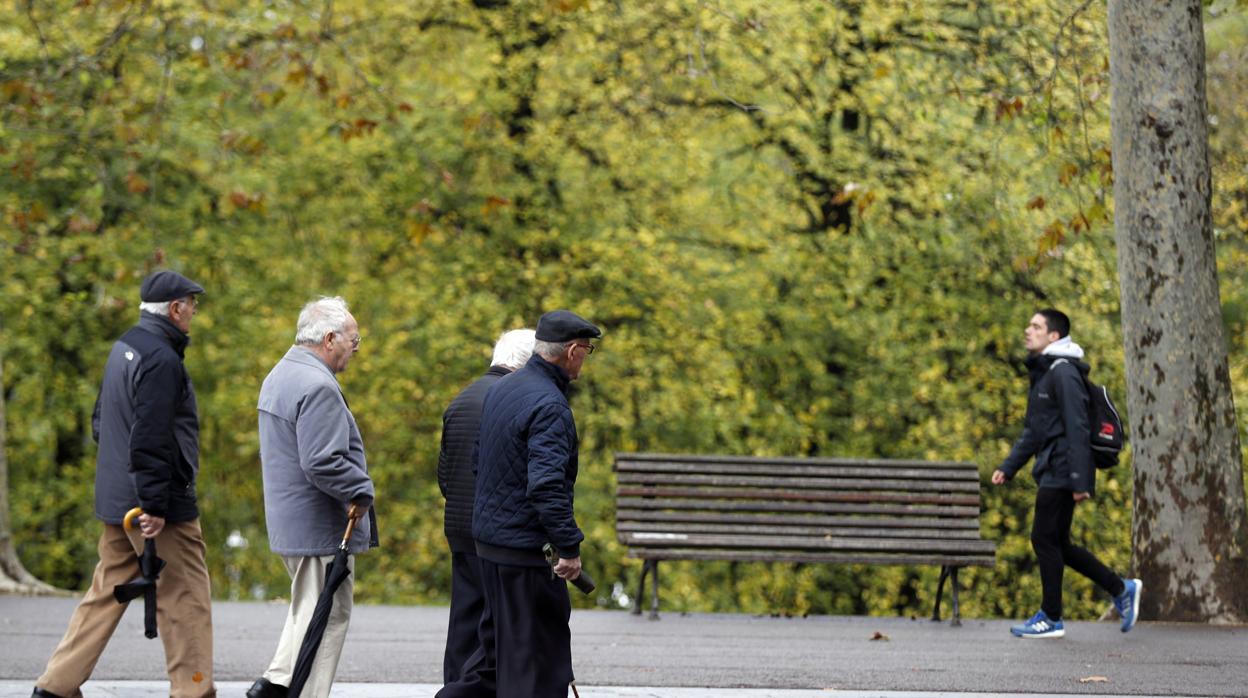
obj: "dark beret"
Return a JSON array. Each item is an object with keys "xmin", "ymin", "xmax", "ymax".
[
  {"xmin": 140, "ymin": 270, "xmax": 205, "ymax": 302},
  {"xmin": 535, "ymin": 310, "xmax": 602, "ymax": 343}
]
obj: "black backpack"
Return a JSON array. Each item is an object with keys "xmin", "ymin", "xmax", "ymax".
[{"xmin": 1051, "ymin": 359, "xmax": 1125, "ymax": 469}]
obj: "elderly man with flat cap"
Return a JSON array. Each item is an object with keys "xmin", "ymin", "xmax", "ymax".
[
  {"xmin": 437, "ymin": 310, "xmax": 600, "ymax": 698},
  {"xmin": 32, "ymin": 270, "xmax": 215, "ymax": 698}
]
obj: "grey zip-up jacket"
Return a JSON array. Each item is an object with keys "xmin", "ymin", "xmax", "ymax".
[
  {"xmin": 92, "ymin": 312, "xmax": 200, "ymax": 523},
  {"xmin": 258, "ymin": 345, "xmax": 377, "ymax": 556}
]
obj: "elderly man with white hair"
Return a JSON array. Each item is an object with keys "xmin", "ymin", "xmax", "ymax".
[
  {"xmin": 247, "ymin": 297, "xmax": 377, "ymax": 698},
  {"xmin": 437, "ymin": 328, "xmax": 536, "ymax": 687}
]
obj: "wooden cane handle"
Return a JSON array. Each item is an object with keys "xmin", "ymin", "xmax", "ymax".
[
  {"xmin": 123, "ymin": 507, "xmax": 144, "ymax": 532},
  {"xmin": 342, "ymin": 504, "xmax": 362, "ymax": 543}
]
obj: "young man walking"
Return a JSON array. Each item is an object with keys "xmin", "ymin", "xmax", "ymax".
[{"xmin": 992, "ymin": 308, "xmax": 1142, "ymax": 639}]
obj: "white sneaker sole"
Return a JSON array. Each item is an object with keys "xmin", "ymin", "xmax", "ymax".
[{"xmin": 1020, "ymin": 628, "xmax": 1065, "ymax": 639}]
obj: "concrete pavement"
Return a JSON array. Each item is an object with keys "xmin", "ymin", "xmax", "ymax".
[{"xmin": 1, "ymin": 597, "xmax": 1244, "ymax": 696}]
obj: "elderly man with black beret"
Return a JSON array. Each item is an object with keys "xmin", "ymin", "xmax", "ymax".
[
  {"xmin": 437, "ymin": 310, "xmax": 600, "ymax": 698},
  {"xmin": 32, "ymin": 270, "xmax": 215, "ymax": 698}
]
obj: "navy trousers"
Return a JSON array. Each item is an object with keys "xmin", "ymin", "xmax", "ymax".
[
  {"xmin": 437, "ymin": 558, "xmax": 572, "ymax": 698},
  {"xmin": 443, "ymin": 551, "xmax": 488, "ymax": 684}
]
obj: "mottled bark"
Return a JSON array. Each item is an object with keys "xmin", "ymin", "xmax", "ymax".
[
  {"xmin": 0, "ymin": 350, "xmax": 63, "ymax": 595},
  {"xmin": 1108, "ymin": 0, "xmax": 1248, "ymax": 622}
]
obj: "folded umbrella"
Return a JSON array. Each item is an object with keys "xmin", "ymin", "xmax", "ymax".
[
  {"xmin": 113, "ymin": 507, "xmax": 165, "ymax": 639},
  {"xmin": 287, "ymin": 504, "xmax": 362, "ymax": 698},
  {"xmin": 543, "ymin": 543, "xmax": 595, "ymax": 595}
]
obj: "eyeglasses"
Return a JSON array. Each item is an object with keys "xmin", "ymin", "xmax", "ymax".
[
  {"xmin": 174, "ymin": 296, "xmax": 199, "ymax": 310},
  {"xmin": 336, "ymin": 332, "xmax": 361, "ymax": 349},
  {"xmin": 574, "ymin": 343, "xmax": 595, "ymax": 355}
]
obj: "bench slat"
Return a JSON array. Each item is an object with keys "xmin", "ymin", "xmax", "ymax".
[
  {"xmin": 618, "ymin": 497, "xmax": 980, "ymax": 518},
  {"xmin": 616, "ymin": 461, "xmax": 979, "ymax": 481},
  {"xmin": 617, "ymin": 472, "xmax": 980, "ymax": 493},
  {"xmin": 616, "ymin": 452, "xmax": 976, "ymax": 469},
  {"xmin": 617, "ymin": 521, "xmax": 985, "ymax": 539},
  {"xmin": 617, "ymin": 486, "xmax": 981, "ymax": 507},
  {"xmin": 625, "ymin": 547, "xmax": 997, "ymax": 567},
  {"xmin": 620, "ymin": 532, "xmax": 996, "ymax": 554},
  {"xmin": 616, "ymin": 509, "xmax": 981, "ymax": 529}
]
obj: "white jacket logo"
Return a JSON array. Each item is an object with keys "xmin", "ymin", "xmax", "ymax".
[{"xmin": 125, "ymin": 351, "xmax": 134, "ymax": 361}]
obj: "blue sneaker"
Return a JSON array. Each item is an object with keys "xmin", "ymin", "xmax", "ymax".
[
  {"xmin": 1114, "ymin": 578, "xmax": 1142, "ymax": 632},
  {"xmin": 1010, "ymin": 610, "xmax": 1065, "ymax": 638}
]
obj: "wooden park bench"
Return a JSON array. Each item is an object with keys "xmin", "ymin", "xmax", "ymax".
[{"xmin": 614, "ymin": 452, "xmax": 996, "ymax": 625}]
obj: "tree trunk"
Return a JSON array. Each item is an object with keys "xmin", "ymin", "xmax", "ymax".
[
  {"xmin": 0, "ymin": 349, "xmax": 63, "ymax": 595},
  {"xmin": 1108, "ymin": 0, "xmax": 1248, "ymax": 622}
]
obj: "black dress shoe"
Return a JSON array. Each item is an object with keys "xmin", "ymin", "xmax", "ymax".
[
  {"xmin": 32, "ymin": 688, "xmax": 67, "ymax": 698},
  {"xmin": 246, "ymin": 678, "xmax": 289, "ymax": 698}
]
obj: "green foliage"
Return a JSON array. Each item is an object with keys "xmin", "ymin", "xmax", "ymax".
[{"xmin": 2, "ymin": 0, "xmax": 1243, "ymax": 621}]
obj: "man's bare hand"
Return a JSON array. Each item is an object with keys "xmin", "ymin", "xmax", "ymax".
[
  {"xmin": 553, "ymin": 556, "xmax": 582, "ymax": 581},
  {"xmin": 138, "ymin": 514, "xmax": 165, "ymax": 539},
  {"xmin": 991, "ymin": 470, "xmax": 1007, "ymax": 485},
  {"xmin": 1073, "ymin": 491, "xmax": 1090, "ymax": 504}
]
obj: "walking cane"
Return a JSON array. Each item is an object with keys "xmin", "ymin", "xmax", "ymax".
[{"xmin": 543, "ymin": 544, "xmax": 592, "ymax": 698}]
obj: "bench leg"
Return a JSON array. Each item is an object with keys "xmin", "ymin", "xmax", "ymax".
[
  {"xmin": 949, "ymin": 566, "xmax": 962, "ymax": 627},
  {"xmin": 632, "ymin": 559, "xmax": 651, "ymax": 616},
  {"xmin": 648, "ymin": 559, "xmax": 661, "ymax": 620},
  {"xmin": 931, "ymin": 565, "xmax": 950, "ymax": 623}
]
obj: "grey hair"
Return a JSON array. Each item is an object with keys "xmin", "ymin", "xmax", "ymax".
[
  {"xmin": 533, "ymin": 339, "xmax": 572, "ymax": 360},
  {"xmin": 491, "ymin": 329, "xmax": 536, "ymax": 370},
  {"xmin": 295, "ymin": 296, "xmax": 351, "ymax": 346},
  {"xmin": 139, "ymin": 301, "xmax": 172, "ymax": 317}
]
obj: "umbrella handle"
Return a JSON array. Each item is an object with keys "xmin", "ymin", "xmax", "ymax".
[
  {"xmin": 341, "ymin": 504, "xmax": 362, "ymax": 544},
  {"xmin": 123, "ymin": 507, "xmax": 144, "ymax": 532}
]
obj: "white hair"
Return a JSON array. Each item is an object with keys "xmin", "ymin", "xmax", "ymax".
[
  {"xmin": 139, "ymin": 301, "xmax": 172, "ymax": 317},
  {"xmin": 491, "ymin": 329, "xmax": 536, "ymax": 370},
  {"xmin": 533, "ymin": 339, "xmax": 571, "ymax": 360},
  {"xmin": 295, "ymin": 296, "xmax": 351, "ymax": 345}
]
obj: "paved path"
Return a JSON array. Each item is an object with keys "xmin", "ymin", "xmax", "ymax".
[{"xmin": 1, "ymin": 597, "xmax": 1245, "ymax": 696}]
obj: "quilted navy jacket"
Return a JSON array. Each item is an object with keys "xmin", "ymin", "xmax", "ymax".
[{"xmin": 472, "ymin": 355, "xmax": 585, "ymax": 559}]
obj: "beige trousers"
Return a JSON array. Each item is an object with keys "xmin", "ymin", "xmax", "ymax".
[
  {"xmin": 36, "ymin": 519, "xmax": 215, "ymax": 698},
  {"xmin": 262, "ymin": 554, "xmax": 355, "ymax": 698}
]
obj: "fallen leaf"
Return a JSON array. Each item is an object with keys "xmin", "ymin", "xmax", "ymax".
[
  {"xmin": 1078, "ymin": 676, "xmax": 1109, "ymax": 684},
  {"xmin": 870, "ymin": 631, "xmax": 890, "ymax": 641}
]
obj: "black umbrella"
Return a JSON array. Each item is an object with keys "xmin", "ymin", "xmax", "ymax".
[
  {"xmin": 113, "ymin": 507, "xmax": 165, "ymax": 639},
  {"xmin": 287, "ymin": 505, "xmax": 362, "ymax": 698}
]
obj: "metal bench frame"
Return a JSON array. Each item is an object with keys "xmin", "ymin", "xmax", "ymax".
[{"xmin": 615, "ymin": 452, "xmax": 997, "ymax": 625}]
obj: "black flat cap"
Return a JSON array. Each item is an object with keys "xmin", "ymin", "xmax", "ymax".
[
  {"xmin": 536, "ymin": 310, "xmax": 601, "ymax": 343},
  {"xmin": 140, "ymin": 270, "xmax": 205, "ymax": 302}
]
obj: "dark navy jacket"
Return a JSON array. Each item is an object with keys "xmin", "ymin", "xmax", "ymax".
[
  {"xmin": 92, "ymin": 312, "xmax": 200, "ymax": 523},
  {"xmin": 472, "ymin": 355, "xmax": 584, "ymax": 561},
  {"xmin": 998, "ymin": 353, "xmax": 1096, "ymax": 495},
  {"xmin": 439, "ymin": 365, "xmax": 511, "ymax": 553}
]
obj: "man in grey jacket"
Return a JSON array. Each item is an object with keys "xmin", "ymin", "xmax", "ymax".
[
  {"xmin": 33, "ymin": 270, "xmax": 215, "ymax": 698},
  {"xmin": 247, "ymin": 297, "xmax": 377, "ymax": 698}
]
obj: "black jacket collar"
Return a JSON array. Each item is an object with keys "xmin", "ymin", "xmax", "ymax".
[
  {"xmin": 138, "ymin": 311, "xmax": 190, "ymax": 357},
  {"xmin": 486, "ymin": 365, "xmax": 513, "ymax": 378}
]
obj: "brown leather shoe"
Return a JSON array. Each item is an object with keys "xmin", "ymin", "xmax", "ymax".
[{"xmin": 245, "ymin": 678, "xmax": 288, "ymax": 698}]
